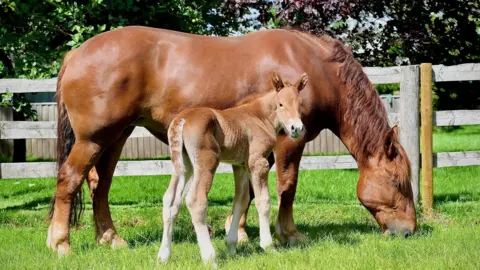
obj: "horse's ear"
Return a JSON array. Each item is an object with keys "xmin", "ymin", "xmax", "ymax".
[
  {"xmin": 295, "ymin": 73, "xmax": 308, "ymax": 91},
  {"xmin": 272, "ymin": 71, "xmax": 284, "ymax": 92},
  {"xmin": 384, "ymin": 125, "xmax": 399, "ymax": 160}
]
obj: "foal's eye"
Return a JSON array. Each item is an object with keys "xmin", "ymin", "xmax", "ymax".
[{"xmin": 279, "ymin": 103, "xmax": 283, "ymax": 107}]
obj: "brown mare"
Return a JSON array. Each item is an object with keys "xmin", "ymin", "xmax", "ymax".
[
  {"xmin": 47, "ymin": 26, "xmax": 416, "ymax": 256},
  {"xmin": 159, "ymin": 72, "xmax": 307, "ymax": 265}
]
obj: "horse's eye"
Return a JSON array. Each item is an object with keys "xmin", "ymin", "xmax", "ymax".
[{"xmin": 279, "ymin": 103, "xmax": 283, "ymax": 107}]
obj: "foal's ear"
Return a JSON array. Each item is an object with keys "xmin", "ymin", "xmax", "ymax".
[
  {"xmin": 272, "ymin": 71, "xmax": 285, "ymax": 92},
  {"xmin": 295, "ymin": 73, "xmax": 308, "ymax": 91},
  {"xmin": 384, "ymin": 125, "xmax": 399, "ymax": 160}
]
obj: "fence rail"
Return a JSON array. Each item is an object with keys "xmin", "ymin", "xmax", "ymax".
[
  {"xmin": 4, "ymin": 109, "xmax": 479, "ymax": 140},
  {"xmin": 2, "ymin": 151, "xmax": 479, "ymax": 179}
]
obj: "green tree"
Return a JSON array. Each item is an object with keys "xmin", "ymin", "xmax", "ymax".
[{"xmin": 0, "ymin": 0, "xmax": 255, "ymax": 161}]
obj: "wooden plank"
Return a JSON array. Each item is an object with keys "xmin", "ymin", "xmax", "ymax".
[
  {"xmin": 400, "ymin": 65, "xmax": 420, "ymax": 206},
  {"xmin": 1, "ymin": 111, "xmax": 400, "ymax": 140},
  {"xmin": 48, "ymin": 105, "xmax": 56, "ymax": 158},
  {"xmin": 420, "ymin": 63, "xmax": 434, "ymax": 214},
  {"xmin": 320, "ymin": 130, "xmax": 327, "ymax": 153},
  {"xmin": 0, "ymin": 78, "xmax": 57, "ymax": 93},
  {"xmin": 0, "ymin": 155, "xmax": 358, "ymax": 179},
  {"xmin": 313, "ymin": 136, "xmax": 320, "ymax": 154},
  {"xmin": 363, "ymin": 66, "xmax": 401, "ymax": 84},
  {"xmin": 326, "ymin": 130, "xmax": 333, "ymax": 153},
  {"xmin": 3, "ymin": 151, "xmax": 479, "ymax": 179},
  {"xmin": 0, "ymin": 66, "xmax": 402, "ymax": 95},
  {"xmin": 434, "ymin": 151, "xmax": 480, "ymax": 168},
  {"xmin": 42, "ymin": 106, "xmax": 49, "ymax": 158},
  {"xmin": 433, "ymin": 110, "xmax": 480, "ymax": 126},
  {"xmin": 332, "ymin": 133, "xmax": 340, "ymax": 153},
  {"xmin": 0, "ymin": 62, "xmax": 477, "ymax": 95},
  {"xmin": 144, "ymin": 134, "xmax": 151, "ymax": 158},
  {"xmin": 432, "ymin": 63, "xmax": 480, "ymax": 82}
]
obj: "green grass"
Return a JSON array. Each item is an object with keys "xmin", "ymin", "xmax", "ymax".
[
  {"xmin": 1, "ymin": 166, "xmax": 480, "ymax": 269},
  {"xmin": 432, "ymin": 125, "xmax": 480, "ymax": 152}
]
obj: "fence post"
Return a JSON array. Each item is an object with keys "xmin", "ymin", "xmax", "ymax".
[
  {"xmin": 400, "ymin": 65, "xmax": 420, "ymax": 207},
  {"xmin": 420, "ymin": 63, "xmax": 434, "ymax": 214}
]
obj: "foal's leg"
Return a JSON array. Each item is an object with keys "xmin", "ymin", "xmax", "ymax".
[
  {"xmin": 248, "ymin": 155, "xmax": 273, "ymax": 250},
  {"xmin": 226, "ymin": 166, "xmax": 251, "ymax": 255},
  {"xmin": 92, "ymin": 128, "xmax": 133, "ymax": 248},
  {"xmin": 158, "ymin": 155, "xmax": 193, "ymax": 263},
  {"xmin": 47, "ymin": 140, "xmax": 103, "ymax": 256},
  {"xmin": 225, "ymin": 153, "xmax": 274, "ymax": 242},
  {"xmin": 185, "ymin": 147, "xmax": 219, "ymax": 266}
]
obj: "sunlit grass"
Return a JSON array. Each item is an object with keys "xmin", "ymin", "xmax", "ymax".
[{"xmin": 1, "ymin": 166, "xmax": 479, "ymax": 269}]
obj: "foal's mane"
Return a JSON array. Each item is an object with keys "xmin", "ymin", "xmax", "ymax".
[{"xmin": 286, "ymin": 29, "xmax": 411, "ymax": 192}]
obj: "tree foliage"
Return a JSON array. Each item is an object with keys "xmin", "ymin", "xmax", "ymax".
[
  {"xmin": 224, "ymin": 0, "xmax": 480, "ymax": 109},
  {"xmin": 0, "ymin": 0, "xmax": 254, "ymax": 79}
]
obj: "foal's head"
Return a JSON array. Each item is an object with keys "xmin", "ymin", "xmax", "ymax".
[{"xmin": 271, "ymin": 72, "xmax": 307, "ymax": 139}]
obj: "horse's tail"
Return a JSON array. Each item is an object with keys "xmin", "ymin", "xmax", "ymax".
[
  {"xmin": 48, "ymin": 49, "xmax": 84, "ymax": 227},
  {"xmin": 168, "ymin": 118, "xmax": 187, "ymax": 175}
]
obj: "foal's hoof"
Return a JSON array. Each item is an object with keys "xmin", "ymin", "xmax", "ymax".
[
  {"xmin": 224, "ymin": 215, "xmax": 249, "ymax": 243},
  {"xmin": 157, "ymin": 247, "xmax": 170, "ymax": 264}
]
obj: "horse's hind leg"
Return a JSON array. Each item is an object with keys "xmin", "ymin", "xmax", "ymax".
[
  {"xmin": 226, "ymin": 166, "xmax": 251, "ymax": 255},
  {"xmin": 47, "ymin": 140, "xmax": 103, "ymax": 256},
  {"xmin": 93, "ymin": 127, "xmax": 134, "ymax": 248}
]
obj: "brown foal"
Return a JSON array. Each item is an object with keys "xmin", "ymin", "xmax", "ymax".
[
  {"xmin": 47, "ymin": 26, "xmax": 416, "ymax": 257},
  {"xmin": 158, "ymin": 73, "xmax": 307, "ymax": 265}
]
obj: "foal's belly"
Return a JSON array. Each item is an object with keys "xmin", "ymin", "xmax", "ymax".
[{"xmin": 218, "ymin": 147, "xmax": 249, "ymax": 167}]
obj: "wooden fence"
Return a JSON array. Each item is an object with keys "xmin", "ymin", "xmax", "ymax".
[
  {"xmin": 1, "ymin": 63, "xmax": 480, "ymax": 210},
  {"xmin": 0, "ymin": 103, "xmax": 357, "ymax": 159}
]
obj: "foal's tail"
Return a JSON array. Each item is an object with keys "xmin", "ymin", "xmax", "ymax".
[
  {"xmin": 48, "ymin": 49, "xmax": 84, "ymax": 227},
  {"xmin": 168, "ymin": 118, "xmax": 187, "ymax": 175}
]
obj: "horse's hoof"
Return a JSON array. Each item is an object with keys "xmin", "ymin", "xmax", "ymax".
[
  {"xmin": 275, "ymin": 223, "xmax": 307, "ymax": 246},
  {"xmin": 56, "ymin": 242, "xmax": 71, "ymax": 258},
  {"xmin": 237, "ymin": 230, "xmax": 249, "ymax": 243},
  {"xmin": 111, "ymin": 236, "xmax": 128, "ymax": 248}
]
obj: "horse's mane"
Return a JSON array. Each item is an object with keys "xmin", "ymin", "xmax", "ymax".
[{"xmin": 286, "ymin": 29, "xmax": 411, "ymax": 193}]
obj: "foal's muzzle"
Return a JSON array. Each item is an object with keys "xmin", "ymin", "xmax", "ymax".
[{"xmin": 287, "ymin": 120, "xmax": 305, "ymax": 139}]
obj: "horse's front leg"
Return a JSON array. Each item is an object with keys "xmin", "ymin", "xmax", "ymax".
[
  {"xmin": 91, "ymin": 128, "xmax": 133, "ymax": 248},
  {"xmin": 273, "ymin": 135, "xmax": 306, "ymax": 245}
]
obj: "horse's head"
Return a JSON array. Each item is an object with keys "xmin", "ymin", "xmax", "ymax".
[
  {"xmin": 271, "ymin": 72, "xmax": 307, "ymax": 139},
  {"xmin": 357, "ymin": 125, "xmax": 417, "ymax": 237}
]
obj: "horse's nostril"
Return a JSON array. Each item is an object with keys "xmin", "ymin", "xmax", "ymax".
[{"xmin": 403, "ymin": 231, "xmax": 411, "ymax": 239}]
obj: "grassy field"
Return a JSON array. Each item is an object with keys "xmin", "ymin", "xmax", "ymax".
[{"xmin": 1, "ymin": 165, "xmax": 480, "ymax": 269}]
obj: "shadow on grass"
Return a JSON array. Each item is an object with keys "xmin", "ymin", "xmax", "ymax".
[
  {"xmin": 1, "ymin": 196, "xmax": 52, "ymax": 211},
  {"xmin": 2, "ymin": 185, "xmax": 52, "ymax": 199},
  {"xmin": 434, "ymin": 192, "xmax": 479, "ymax": 204}
]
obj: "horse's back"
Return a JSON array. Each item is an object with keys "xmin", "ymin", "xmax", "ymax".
[{"xmin": 59, "ymin": 26, "xmax": 328, "ymax": 140}]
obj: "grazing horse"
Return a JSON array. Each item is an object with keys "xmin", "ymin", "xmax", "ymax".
[
  {"xmin": 159, "ymin": 72, "xmax": 308, "ymax": 265},
  {"xmin": 47, "ymin": 26, "xmax": 417, "ymax": 256}
]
